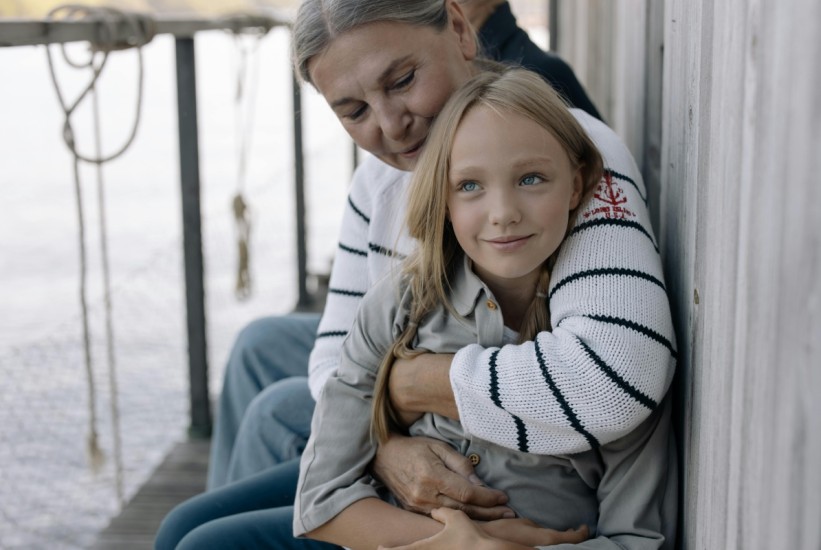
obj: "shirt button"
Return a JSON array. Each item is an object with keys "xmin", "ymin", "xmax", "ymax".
[
  {"xmin": 468, "ymin": 453, "xmax": 481, "ymax": 466},
  {"xmin": 486, "ymin": 300, "xmax": 497, "ymax": 310}
]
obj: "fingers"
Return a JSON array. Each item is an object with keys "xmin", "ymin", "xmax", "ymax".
[
  {"xmin": 560, "ymin": 525, "xmax": 590, "ymax": 544},
  {"xmin": 431, "ymin": 443, "xmax": 509, "ymax": 509},
  {"xmin": 430, "ymin": 506, "xmax": 469, "ymax": 524},
  {"xmin": 436, "ymin": 497, "xmax": 515, "ymax": 522},
  {"xmin": 433, "ymin": 441, "xmax": 477, "ymax": 481},
  {"xmin": 437, "ymin": 470, "xmax": 508, "ymax": 509}
]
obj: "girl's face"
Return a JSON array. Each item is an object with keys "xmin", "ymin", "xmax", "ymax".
[
  {"xmin": 308, "ymin": 3, "xmax": 477, "ymax": 171},
  {"xmin": 447, "ymin": 105, "xmax": 582, "ymax": 293}
]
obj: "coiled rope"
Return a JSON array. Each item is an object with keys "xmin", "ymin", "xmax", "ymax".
[{"xmin": 44, "ymin": 5, "xmax": 155, "ymax": 504}]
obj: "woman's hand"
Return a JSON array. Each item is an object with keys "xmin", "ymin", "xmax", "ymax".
[
  {"xmin": 371, "ymin": 434, "xmax": 513, "ymax": 521},
  {"xmin": 388, "ymin": 353, "xmax": 458, "ymax": 426},
  {"xmin": 378, "ymin": 507, "xmax": 589, "ymax": 550}
]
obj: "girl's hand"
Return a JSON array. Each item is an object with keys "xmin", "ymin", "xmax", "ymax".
[
  {"xmin": 378, "ymin": 508, "xmax": 588, "ymax": 550},
  {"xmin": 378, "ymin": 507, "xmax": 523, "ymax": 550},
  {"xmin": 480, "ymin": 515, "xmax": 590, "ymax": 547}
]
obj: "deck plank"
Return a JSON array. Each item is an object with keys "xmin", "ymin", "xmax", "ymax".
[{"xmin": 91, "ymin": 438, "xmax": 210, "ymax": 549}]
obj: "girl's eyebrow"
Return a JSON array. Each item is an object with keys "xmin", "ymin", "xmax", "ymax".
[
  {"xmin": 329, "ymin": 55, "xmax": 414, "ymax": 110},
  {"xmin": 510, "ymin": 155, "xmax": 556, "ymax": 168}
]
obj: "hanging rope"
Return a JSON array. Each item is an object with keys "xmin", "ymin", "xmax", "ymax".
[
  {"xmin": 225, "ymin": 18, "xmax": 271, "ymax": 300},
  {"xmin": 44, "ymin": 5, "xmax": 154, "ymax": 502}
]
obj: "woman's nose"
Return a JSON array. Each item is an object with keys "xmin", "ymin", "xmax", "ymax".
[{"xmin": 377, "ymin": 101, "xmax": 411, "ymax": 141}]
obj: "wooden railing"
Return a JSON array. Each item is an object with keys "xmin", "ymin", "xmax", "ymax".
[{"xmin": 0, "ymin": 12, "xmax": 310, "ymax": 437}]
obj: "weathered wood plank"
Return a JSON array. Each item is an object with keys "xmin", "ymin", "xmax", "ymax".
[{"xmin": 91, "ymin": 438, "xmax": 209, "ymax": 550}]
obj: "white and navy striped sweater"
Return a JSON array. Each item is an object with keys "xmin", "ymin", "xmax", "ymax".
[{"xmin": 308, "ymin": 109, "xmax": 676, "ymax": 455}]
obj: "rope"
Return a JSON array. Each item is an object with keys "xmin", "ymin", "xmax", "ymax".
[
  {"xmin": 92, "ymin": 86, "xmax": 124, "ymax": 503},
  {"xmin": 44, "ymin": 5, "xmax": 153, "ymax": 500},
  {"xmin": 227, "ymin": 21, "xmax": 269, "ymax": 300}
]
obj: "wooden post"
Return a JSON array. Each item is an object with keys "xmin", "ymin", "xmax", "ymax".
[{"xmin": 175, "ymin": 36, "xmax": 211, "ymax": 438}]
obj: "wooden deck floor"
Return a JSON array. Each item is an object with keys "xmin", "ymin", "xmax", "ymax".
[{"xmin": 91, "ymin": 438, "xmax": 210, "ymax": 549}]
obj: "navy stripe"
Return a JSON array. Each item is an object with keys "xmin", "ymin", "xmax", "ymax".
[
  {"xmin": 549, "ymin": 268, "xmax": 666, "ymax": 300},
  {"xmin": 369, "ymin": 243, "xmax": 406, "ymax": 259},
  {"xmin": 604, "ymin": 168, "xmax": 647, "ymax": 204},
  {"xmin": 339, "ymin": 242, "xmax": 367, "ymax": 257},
  {"xmin": 577, "ymin": 314, "xmax": 678, "ymax": 359},
  {"xmin": 348, "ymin": 196, "xmax": 370, "ymax": 224},
  {"xmin": 513, "ymin": 416, "xmax": 529, "ymax": 453},
  {"xmin": 316, "ymin": 330, "xmax": 347, "ymax": 339},
  {"xmin": 488, "ymin": 350, "xmax": 502, "ymax": 408},
  {"xmin": 569, "ymin": 218, "xmax": 659, "ymax": 254},
  {"xmin": 328, "ymin": 288, "xmax": 365, "ymax": 298},
  {"xmin": 490, "ymin": 349, "xmax": 530, "ymax": 453},
  {"xmin": 533, "ymin": 339, "xmax": 599, "ymax": 448},
  {"xmin": 575, "ymin": 338, "xmax": 657, "ymax": 410}
]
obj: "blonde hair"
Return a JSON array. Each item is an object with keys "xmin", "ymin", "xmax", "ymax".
[{"xmin": 371, "ymin": 68, "xmax": 604, "ymax": 442}]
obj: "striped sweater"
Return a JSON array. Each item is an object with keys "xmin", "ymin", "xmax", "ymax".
[{"xmin": 308, "ymin": 109, "xmax": 676, "ymax": 455}]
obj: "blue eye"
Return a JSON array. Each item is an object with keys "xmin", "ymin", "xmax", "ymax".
[
  {"xmin": 521, "ymin": 174, "xmax": 544, "ymax": 186},
  {"xmin": 460, "ymin": 181, "xmax": 479, "ymax": 192}
]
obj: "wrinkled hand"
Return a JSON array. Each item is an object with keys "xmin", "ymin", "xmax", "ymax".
[
  {"xmin": 378, "ymin": 508, "xmax": 589, "ymax": 550},
  {"xmin": 371, "ymin": 435, "xmax": 512, "ymax": 521}
]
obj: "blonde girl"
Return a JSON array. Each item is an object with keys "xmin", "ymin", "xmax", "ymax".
[{"xmin": 370, "ymin": 68, "xmax": 602, "ymax": 442}]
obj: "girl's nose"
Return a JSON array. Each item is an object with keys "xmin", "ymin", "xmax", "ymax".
[{"xmin": 489, "ymin": 193, "xmax": 521, "ymax": 226}]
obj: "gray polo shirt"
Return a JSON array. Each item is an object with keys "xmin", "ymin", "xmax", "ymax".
[{"xmin": 294, "ymin": 256, "xmax": 677, "ymax": 549}]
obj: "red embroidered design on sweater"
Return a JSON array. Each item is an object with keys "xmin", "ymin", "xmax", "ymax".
[{"xmin": 584, "ymin": 172, "xmax": 636, "ymax": 220}]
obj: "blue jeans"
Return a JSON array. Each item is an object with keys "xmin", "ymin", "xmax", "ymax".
[
  {"xmin": 208, "ymin": 314, "xmax": 320, "ymax": 490},
  {"xmin": 155, "ymin": 458, "xmax": 340, "ymax": 550}
]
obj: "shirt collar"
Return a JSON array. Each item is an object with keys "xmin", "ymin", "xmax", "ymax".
[{"xmin": 450, "ymin": 254, "xmax": 490, "ymax": 317}]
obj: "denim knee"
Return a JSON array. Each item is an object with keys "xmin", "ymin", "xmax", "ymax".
[
  {"xmin": 239, "ymin": 377, "xmax": 314, "ymax": 462},
  {"xmin": 226, "ymin": 314, "xmax": 319, "ymax": 384},
  {"xmin": 154, "ymin": 500, "xmax": 201, "ymax": 550}
]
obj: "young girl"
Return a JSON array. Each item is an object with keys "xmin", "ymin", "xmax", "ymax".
[{"xmin": 294, "ymin": 69, "xmax": 677, "ymax": 550}]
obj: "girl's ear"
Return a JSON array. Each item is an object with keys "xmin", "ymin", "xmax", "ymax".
[
  {"xmin": 446, "ymin": 0, "xmax": 478, "ymax": 61},
  {"xmin": 569, "ymin": 166, "xmax": 584, "ymax": 209}
]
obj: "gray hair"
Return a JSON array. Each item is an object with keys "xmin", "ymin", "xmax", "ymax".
[{"xmin": 292, "ymin": 0, "xmax": 450, "ymax": 84}]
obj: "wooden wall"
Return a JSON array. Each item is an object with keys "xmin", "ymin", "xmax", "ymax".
[{"xmin": 553, "ymin": 1, "xmax": 821, "ymax": 548}]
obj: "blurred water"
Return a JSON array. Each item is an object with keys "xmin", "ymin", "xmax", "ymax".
[{"xmin": 0, "ymin": 29, "xmax": 351, "ymax": 548}]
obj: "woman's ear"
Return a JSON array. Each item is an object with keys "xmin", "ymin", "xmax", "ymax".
[{"xmin": 446, "ymin": 0, "xmax": 479, "ymax": 61}]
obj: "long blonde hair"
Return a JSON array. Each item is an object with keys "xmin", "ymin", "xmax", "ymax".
[{"xmin": 371, "ymin": 68, "xmax": 604, "ymax": 443}]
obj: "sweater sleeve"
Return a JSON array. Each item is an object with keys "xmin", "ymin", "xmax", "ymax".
[
  {"xmin": 307, "ymin": 156, "xmax": 408, "ymax": 400},
  {"xmin": 307, "ymin": 159, "xmax": 376, "ymax": 400},
  {"xmin": 450, "ymin": 112, "xmax": 677, "ymax": 455}
]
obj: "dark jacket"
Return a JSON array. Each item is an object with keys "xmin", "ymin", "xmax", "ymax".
[{"xmin": 480, "ymin": 2, "xmax": 604, "ymax": 121}]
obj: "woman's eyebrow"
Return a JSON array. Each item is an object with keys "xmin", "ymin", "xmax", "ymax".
[{"xmin": 376, "ymin": 55, "xmax": 413, "ymax": 85}]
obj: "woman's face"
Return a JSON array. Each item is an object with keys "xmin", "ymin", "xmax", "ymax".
[{"xmin": 308, "ymin": 3, "xmax": 477, "ymax": 171}]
